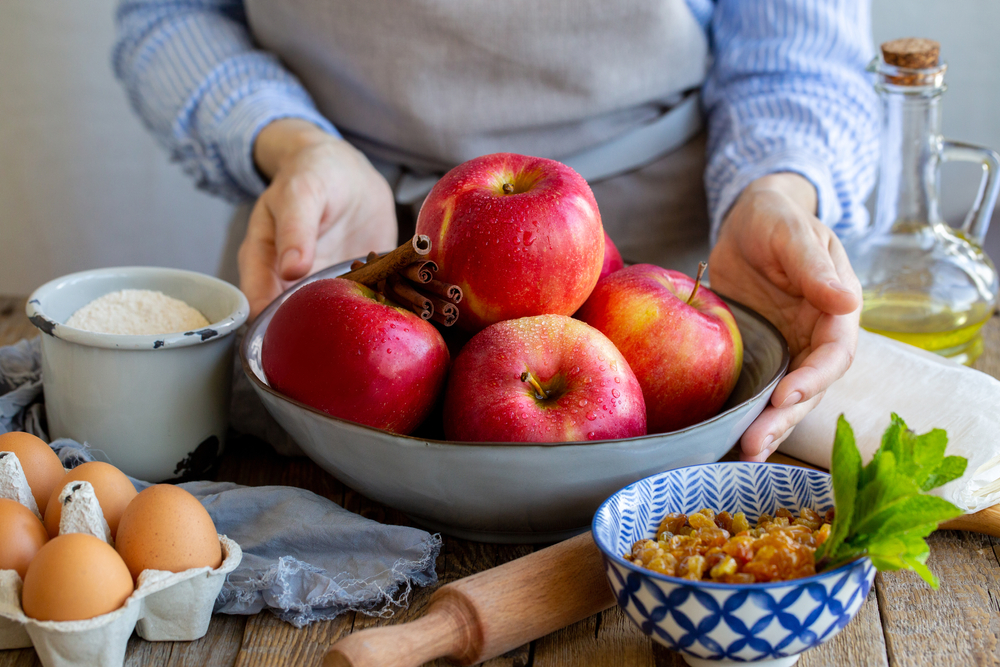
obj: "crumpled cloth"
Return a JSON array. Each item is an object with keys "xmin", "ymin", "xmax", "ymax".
[
  {"xmin": 780, "ymin": 329, "xmax": 1000, "ymax": 513},
  {"xmin": 0, "ymin": 337, "xmax": 441, "ymax": 627}
]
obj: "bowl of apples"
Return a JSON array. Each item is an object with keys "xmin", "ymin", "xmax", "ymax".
[{"xmin": 240, "ymin": 153, "xmax": 790, "ymax": 543}]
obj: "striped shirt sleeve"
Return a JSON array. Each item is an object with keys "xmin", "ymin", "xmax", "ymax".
[
  {"xmin": 113, "ymin": 0, "xmax": 339, "ymax": 202},
  {"xmin": 702, "ymin": 0, "xmax": 880, "ymax": 241}
]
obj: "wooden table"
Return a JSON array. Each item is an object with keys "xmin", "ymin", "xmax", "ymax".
[{"xmin": 1, "ymin": 295, "xmax": 998, "ymax": 667}]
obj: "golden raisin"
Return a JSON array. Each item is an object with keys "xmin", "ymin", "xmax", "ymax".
[{"xmin": 630, "ymin": 507, "xmax": 831, "ymax": 583}]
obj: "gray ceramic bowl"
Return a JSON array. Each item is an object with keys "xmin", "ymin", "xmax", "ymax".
[
  {"xmin": 27, "ymin": 267, "xmax": 249, "ymax": 481},
  {"xmin": 241, "ymin": 261, "xmax": 789, "ymax": 543}
]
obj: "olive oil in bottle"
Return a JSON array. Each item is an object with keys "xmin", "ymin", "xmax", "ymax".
[
  {"xmin": 846, "ymin": 38, "xmax": 999, "ymax": 365},
  {"xmin": 860, "ymin": 293, "xmax": 993, "ymax": 364}
]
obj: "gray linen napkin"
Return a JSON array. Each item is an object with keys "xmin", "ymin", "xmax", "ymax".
[{"xmin": 0, "ymin": 337, "xmax": 442, "ymax": 627}]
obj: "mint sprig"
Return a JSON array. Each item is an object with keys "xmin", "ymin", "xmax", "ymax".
[{"xmin": 814, "ymin": 414, "xmax": 967, "ymax": 588}]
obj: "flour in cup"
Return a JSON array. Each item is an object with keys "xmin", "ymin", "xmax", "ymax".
[{"xmin": 65, "ymin": 289, "xmax": 209, "ymax": 335}]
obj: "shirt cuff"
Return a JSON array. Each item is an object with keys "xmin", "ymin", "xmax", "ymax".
[
  {"xmin": 216, "ymin": 89, "xmax": 340, "ymax": 199},
  {"xmin": 710, "ymin": 150, "xmax": 843, "ymax": 245}
]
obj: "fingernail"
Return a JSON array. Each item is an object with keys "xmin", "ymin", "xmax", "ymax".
[
  {"xmin": 761, "ymin": 435, "xmax": 774, "ymax": 455},
  {"xmin": 280, "ymin": 249, "xmax": 301, "ymax": 273},
  {"xmin": 780, "ymin": 391, "xmax": 803, "ymax": 408},
  {"xmin": 828, "ymin": 280, "xmax": 853, "ymax": 294}
]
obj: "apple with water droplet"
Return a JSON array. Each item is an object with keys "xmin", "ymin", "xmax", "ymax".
[
  {"xmin": 576, "ymin": 264, "xmax": 743, "ymax": 433},
  {"xmin": 262, "ymin": 278, "xmax": 450, "ymax": 434},
  {"xmin": 442, "ymin": 314, "xmax": 645, "ymax": 442},
  {"xmin": 415, "ymin": 153, "xmax": 604, "ymax": 333}
]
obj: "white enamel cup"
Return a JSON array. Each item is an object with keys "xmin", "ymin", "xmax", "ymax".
[{"xmin": 26, "ymin": 267, "xmax": 249, "ymax": 481}]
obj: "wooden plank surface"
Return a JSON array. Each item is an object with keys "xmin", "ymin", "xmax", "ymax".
[{"xmin": 0, "ymin": 296, "xmax": 997, "ymax": 667}]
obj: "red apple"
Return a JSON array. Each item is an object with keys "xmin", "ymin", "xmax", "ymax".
[
  {"xmin": 576, "ymin": 264, "xmax": 743, "ymax": 433},
  {"xmin": 415, "ymin": 153, "xmax": 604, "ymax": 332},
  {"xmin": 443, "ymin": 314, "xmax": 646, "ymax": 442},
  {"xmin": 262, "ymin": 278, "xmax": 450, "ymax": 434},
  {"xmin": 600, "ymin": 232, "xmax": 625, "ymax": 280}
]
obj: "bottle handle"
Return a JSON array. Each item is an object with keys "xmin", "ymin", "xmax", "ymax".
[{"xmin": 940, "ymin": 139, "xmax": 1000, "ymax": 245}]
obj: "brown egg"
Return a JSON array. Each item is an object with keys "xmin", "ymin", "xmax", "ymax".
[
  {"xmin": 0, "ymin": 432, "xmax": 65, "ymax": 515},
  {"xmin": 0, "ymin": 498, "xmax": 48, "ymax": 579},
  {"xmin": 22, "ymin": 533, "xmax": 133, "ymax": 621},
  {"xmin": 44, "ymin": 462, "xmax": 137, "ymax": 539},
  {"xmin": 115, "ymin": 484, "xmax": 221, "ymax": 582}
]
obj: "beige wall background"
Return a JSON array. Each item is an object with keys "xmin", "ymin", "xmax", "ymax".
[{"xmin": 1, "ymin": 0, "xmax": 998, "ymax": 295}]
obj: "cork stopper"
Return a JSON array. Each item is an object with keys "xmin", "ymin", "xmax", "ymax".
[{"xmin": 881, "ymin": 38, "xmax": 940, "ymax": 69}]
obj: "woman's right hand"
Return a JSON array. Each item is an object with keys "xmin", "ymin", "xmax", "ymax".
[{"xmin": 239, "ymin": 118, "xmax": 398, "ymax": 320}]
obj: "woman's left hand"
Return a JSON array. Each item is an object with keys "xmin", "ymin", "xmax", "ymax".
[{"xmin": 708, "ymin": 173, "xmax": 862, "ymax": 461}]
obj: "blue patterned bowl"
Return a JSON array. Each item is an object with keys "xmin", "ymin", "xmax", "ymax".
[{"xmin": 592, "ymin": 463, "xmax": 875, "ymax": 667}]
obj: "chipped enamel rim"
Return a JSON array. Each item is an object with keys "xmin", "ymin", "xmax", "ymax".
[{"xmin": 26, "ymin": 266, "xmax": 249, "ymax": 351}]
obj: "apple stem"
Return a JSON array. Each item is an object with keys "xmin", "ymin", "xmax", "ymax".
[
  {"xmin": 502, "ymin": 182, "xmax": 515, "ymax": 195},
  {"xmin": 687, "ymin": 261, "xmax": 707, "ymax": 305},
  {"xmin": 520, "ymin": 371, "xmax": 549, "ymax": 400}
]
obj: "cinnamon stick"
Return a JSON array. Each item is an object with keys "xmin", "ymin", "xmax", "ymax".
[
  {"xmin": 340, "ymin": 235, "xmax": 431, "ymax": 287},
  {"xmin": 419, "ymin": 292, "xmax": 459, "ymax": 323},
  {"xmin": 418, "ymin": 279, "xmax": 463, "ymax": 304},
  {"xmin": 386, "ymin": 274, "xmax": 433, "ymax": 320},
  {"xmin": 430, "ymin": 306, "xmax": 459, "ymax": 327},
  {"xmin": 400, "ymin": 261, "xmax": 438, "ymax": 284}
]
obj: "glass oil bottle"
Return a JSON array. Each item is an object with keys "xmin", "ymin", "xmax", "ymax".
[{"xmin": 846, "ymin": 38, "xmax": 1000, "ymax": 365}]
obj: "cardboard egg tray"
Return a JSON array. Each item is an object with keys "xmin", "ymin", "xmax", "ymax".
[{"xmin": 0, "ymin": 453, "xmax": 242, "ymax": 667}]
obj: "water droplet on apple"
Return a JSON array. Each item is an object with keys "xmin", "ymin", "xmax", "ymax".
[
  {"xmin": 599, "ymin": 365, "xmax": 605, "ymax": 371},
  {"xmin": 386, "ymin": 348, "xmax": 392, "ymax": 354},
  {"xmin": 571, "ymin": 409, "xmax": 577, "ymax": 414},
  {"xmin": 614, "ymin": 377, "xmax": 620, "ymax": 383},
  {"xmin": 587, "ymin": 431, "xmax": 596, "ymax": 439},
  {"xmin": 610, "ymin": 360, "xmax": 618, "ymax": 371},
  {"xmin": 597, "ymin": 397, "xmax": 604, "ymax": 403},
  {"xmin": 390, "ymin": 323, "xmax": 395, "ymax": 328},
  {"xmin": 586, "ymin": 412, "xmax": 597, "ymax": 421},
  {"xmin": 598, "ymin": 354, "xmax": 605, "ymax": 362},
  {"xmin": 612, "ymin": 388, "xmax": 621, "ymax": 398},
  {"xmin": 584, "ymin": 377, "xmax": 591, "ymax": 384},
  {"xmin": 578, "ymin": 399, "xmax": 588, "ymax": 407},
  {"xmin": 404, "ymin": 328, "xmax": 408, "ymax": 332},
  {"xmin": 571, "ymin": 366, "xmax": 580, "ymax": 375},
  {"xmin": 523, "ymin": 231, "xmax": 535, "ymax": 246}
]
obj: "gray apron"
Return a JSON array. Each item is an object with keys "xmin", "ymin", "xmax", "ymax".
[{"xmin": 221, "ymin": 0, "xmax": 712, "ymax": 282}]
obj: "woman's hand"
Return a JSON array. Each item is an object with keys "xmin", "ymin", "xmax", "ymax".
[
  {"xmin": 709, "ymin": 173, "xmax": 862, "ymax": 461},
  {"xmin": 239, "ymin": 118, "xmax": 398, "ymax": 320}
]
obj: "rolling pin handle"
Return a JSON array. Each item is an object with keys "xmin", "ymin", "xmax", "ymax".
[{"xmin": 323, "ymin": 592, "xmax": 480, "ymax": 667}]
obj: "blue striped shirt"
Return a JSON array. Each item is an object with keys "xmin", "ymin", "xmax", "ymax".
[{"xmin": 113, "ymin": 0, "xmax": 878, "ymax": 238}]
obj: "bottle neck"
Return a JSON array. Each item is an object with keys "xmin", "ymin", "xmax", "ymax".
[{"xmin": 874, "ymin": 86, "xmax": 944, "ymax": 232}]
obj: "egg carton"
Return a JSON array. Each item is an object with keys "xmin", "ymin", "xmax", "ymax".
[{"xmin": 0, "ymin": 452, "xmax": 242, "ymax": 667}]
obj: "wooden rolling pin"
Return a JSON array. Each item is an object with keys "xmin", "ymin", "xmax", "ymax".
[
  {"xmin": 326, "ymin": 464, "xmax": 1000, "ymax": 667},
  {"xmin": 323, "ymin": 532, "xmax": 614, "ymax": 667}
]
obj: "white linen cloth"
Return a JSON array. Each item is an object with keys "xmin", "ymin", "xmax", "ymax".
[{"xmin": 780, "ymin": 329, "xmax": 1000, "ymax": 513}]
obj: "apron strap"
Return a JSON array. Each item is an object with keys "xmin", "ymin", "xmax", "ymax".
[
  {"xmin": 564, "ymin": 90, "xmax": 702, "ymax": 183},
  {"xmin": 392, "ymin": 90, "xmax": 703, "ymax": 206}
]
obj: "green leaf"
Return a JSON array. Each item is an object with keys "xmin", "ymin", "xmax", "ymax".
[
  {"xmin": 815, "ymin": 414, "xmax": 968, "ymax": 590},
  {"xmin": 923, "ymin": 456, "xmax": 968, "ymax": 492},
  {"xmin": 866, "ymin": 527, "xmax": 941, "ymax": 588},
  {"xmin": 815, "ymin": 415, "xmax": 861, "ymax": 563},
  {"xmin": 852, "ymin": 494, "xmax": 963, "ymax": 540},
  {"xmin": 878, "ymin": 414, "xmax": 948, "ymax": 490},
  {"xmin": 852, "ymin": 451, "xmax": 920, "ymax": 533}
]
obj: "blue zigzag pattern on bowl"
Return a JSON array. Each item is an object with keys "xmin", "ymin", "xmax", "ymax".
[
  {"xmin": 593, "ymin": 464, "xmax": 835, "ymax": 556},
  {"xmin": 606, "ymin": 558, "xmax": 874, "ymax": 660}
]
